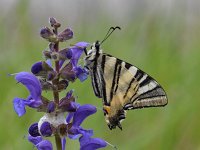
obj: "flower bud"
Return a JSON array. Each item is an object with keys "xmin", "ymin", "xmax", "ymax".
[
  {"xmin": 43, "ymin": 51, "xmax": 52, "ymax": 59},
  {"xmin": 59, "ymin": 48, "xmax": 72, "ymax": 60},
  {"xmin": 60, "ymin": 62, "xmax": 76, "ymax": 81},
  {"xmin": 47, "ymin": 101, "xmax": 55, "ymax": 113},
  {"xmin": 57, "ymin": 28, "xmax": 73, "ymax": 42},
  {"xmin": 40, "ymin": 27, "xmax": 57, "ymax": 42},
  {"xmin": 49, "ymin": 17, "xmax": 61, "ymax": 28},
  {"xmin": 57, "ymin": 80, "xmax": 69, "ymax": 91}
]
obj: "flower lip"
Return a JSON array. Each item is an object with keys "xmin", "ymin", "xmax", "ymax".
[
  {"xmin": 73, "ymin": 104, "xmax": 97, "ymax": 127},
  {"xmin": 36, "ymin": 139, "xmax": 53, "ymax": 150},
  {"xmin": 13, "ymin": 97, "xmax": 26, "ymax": 117},
  {"xmin": 79, "ymin": 133, "xmax": 107, "ymax": 150},
  {"xmin": 15, "ymin": 72, "xmax": 42, "ymax": 102},
  {"xmin": 70, "ymin": 42, "xmax": 90, "ymax": 68},
  {"xmin": 28, "ymin": 135, "xmax": 53, "ymax": 150}
]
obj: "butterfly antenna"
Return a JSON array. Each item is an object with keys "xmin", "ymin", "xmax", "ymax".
[{"xmin": 100, "ymin": 26, "xmax": 121, "ymax": 45}]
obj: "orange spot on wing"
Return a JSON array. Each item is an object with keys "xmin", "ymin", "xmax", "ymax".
[{"xmin": 103, "ymin": 105, "xmax": 111, "ymax": 114}]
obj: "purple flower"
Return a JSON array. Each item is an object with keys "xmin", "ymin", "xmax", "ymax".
[
  {"xmin": 28, "ymin": 135, "xmax": 53, "ymax": 150},
  {"xmin": 79, "ymin": 133, "xmax": 107, "ymax": 150},
  {"xmin": 72, "ymin": 104, "xmax": 97, "ymax": 127},
  {"xmin": 70, "ymin": 42, "xmax": 89, "ymax": 68},
  {"xmin": 73, "ymin": 66, "xmax": 88, "ymax": 82},
  {"xmin": 66, "ymin": 104, "xmax": 107, "ymax": 149},
  {"xmin": 13, "ymin": 72, "xmax": 42, "ymax": 116}
]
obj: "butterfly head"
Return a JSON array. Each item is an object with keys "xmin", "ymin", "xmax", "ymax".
[{"xmin": 103, "ymin": 105, "xmax": 126, "ymax": 130}]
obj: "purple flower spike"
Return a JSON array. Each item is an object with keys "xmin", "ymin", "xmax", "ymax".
[
  {"xmin": 15, "ymin": 72, "xmax": 42, "ymax": 101},
  {"xmin": 40, "ymin": 122, "xmax": 52, "ymax": 137},
  {"xmin": 73, "ymin": 104, "xmax": 97, "ymax": 127},
  {"xmin": 13, "ymin": 97, "xmax": 26, "ymax": 117},
  {"xmin": 79, "ymin": 134, "xmax": 107, "ymax": 150}
]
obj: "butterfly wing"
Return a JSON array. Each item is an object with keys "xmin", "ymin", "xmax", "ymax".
[
  {"xmin": 85, "ymin": 50, "xmax": 167, "ymax": 130},
  {"xmin": 93, "ymin": 53, "xmax": 167, "ymax": 129}
]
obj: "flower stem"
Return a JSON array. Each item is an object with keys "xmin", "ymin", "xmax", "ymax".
[
  {"xmin": 53, "ymin": 26, "xmax": 60, "ymax": 105},
  {"xmin": 52, "ymin": 27, "xmax": 62, "ymax": 150},
  {"xmin": 55, "ymin": 133, "xmax": 62, "ymax": 150}
]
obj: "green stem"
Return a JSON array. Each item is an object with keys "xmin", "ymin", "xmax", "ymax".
[{"xmin": 55, "ymin": 134, "xmax": 62, "ymax": 150}]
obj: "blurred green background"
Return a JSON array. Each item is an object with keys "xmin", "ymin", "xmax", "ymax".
[{"xmin": 1, "ymin": 0, "xmax": 200, "ymax": 149}]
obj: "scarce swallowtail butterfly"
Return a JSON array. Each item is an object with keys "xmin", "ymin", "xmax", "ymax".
[{"xmin": 84, "ymin": 27, "xmax": 168, "ymax": 130}]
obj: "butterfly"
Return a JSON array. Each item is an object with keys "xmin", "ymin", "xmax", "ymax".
[{"xmin": 84, "ymin": 27, "xmax": 168, "ymax": 130}]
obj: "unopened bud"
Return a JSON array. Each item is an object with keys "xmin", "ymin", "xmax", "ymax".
[{"xmin": 57, "ymin": 28, "xmax": 73, "ymax": 42}]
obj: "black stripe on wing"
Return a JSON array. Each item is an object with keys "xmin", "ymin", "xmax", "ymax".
[
  {"xmin": 114, "ymin": 64, "xmax": 122, "ymax": 93},
  {"xmin": 92, "ymin": 53, "xmax": 101, "ymax": 97},
  {"xmin": 136, "ymin": 85, "xmax": 166, "ymax": 101},
  {"xmin": 110, "ymin": 59, "xmax": 122, "ymax": 100},
  {"xmin": 134, "ymin": 69, "xmax": 144, "ymax": 81}
]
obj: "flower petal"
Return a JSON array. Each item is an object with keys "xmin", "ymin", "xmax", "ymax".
[
  {"xmin": 69, "ymin": 127, "xmax": 93, "ymax": 140},
  {"xmin": 29, "ymin": 123, "xmax": 40, "ymax": 137},
  {"xmin": 75, "ymin": 42, "xmax": 90, "ymax": 48},
  {"xmin": 24, "ymin": 97, "xmax": 43, "ymax": 108},
  {"xmin": 66, "ymin": 112, "xmax": 74, "ymax": 123},
  {"xmin": 47, "ymin": 101, "xmax": 55, "ymax": 113},
  {"xmin": 31, "ymin": 62, "xmax": 43, "ymax": 74},
  {"xmin": 40, "ymin": 122, "xmax": 52, "ymax": 137},
  {"xmin": 62, "ymin": 138, "xmax": 66, "ymax": 150},
  {"xmin": 73, "ymin": 104, "xmax": 97, "ymax": 127},
  {"xmin": 70, "ymin": 42, "xmax": 89, "ymax": 68},
  {"xmin": 79, "ymin": 134, "xmax": 107, "ymax": 150},
  {"xmin": 28, "ymin": 135, "xmax": 53, "ymax": 150},
  {"xmin": 13, "ymin": 97, "xmax": 26, "ymax": 117},
  {"xmin": 28, "ymin": 135, "xmax": 43, "ymax": 145},
  {"xmin": 15, "ymin": 72, "xmax": 42, "ymax": 101},
  {"xmin": 73, "ymin": 66, "xmax": 88, "ymax": 82},
  {"xmin": 36, "ymin": 139, "xmax": 53, "ymax": 150}
]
